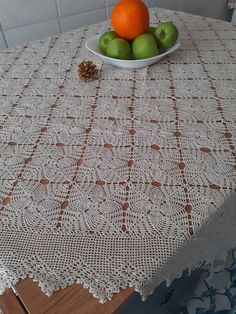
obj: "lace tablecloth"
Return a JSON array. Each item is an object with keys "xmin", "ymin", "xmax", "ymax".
[{"xmin": 0, "ymin": 8, "xmax": 236, "ymax": 303}]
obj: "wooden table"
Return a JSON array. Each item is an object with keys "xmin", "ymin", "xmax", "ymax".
[{"xmin": 0, "ymin": 281, "xmax": 134, "ymax": 314}]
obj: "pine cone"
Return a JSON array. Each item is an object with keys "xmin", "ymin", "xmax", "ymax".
[{"xmin": 77, "ymin": 60, "xmax": 98, "ymax": 81}]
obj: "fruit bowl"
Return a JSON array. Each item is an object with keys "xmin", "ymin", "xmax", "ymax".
[{"xmin": 85, "ymin": 35, "xmax": 180, "ymax": 69}]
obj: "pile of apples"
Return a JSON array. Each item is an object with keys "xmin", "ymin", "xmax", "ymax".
[{"xmin": 99, "ymin": 22, "xmax": 178, "ymax": 60}]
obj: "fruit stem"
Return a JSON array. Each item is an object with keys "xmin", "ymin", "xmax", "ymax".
[{"xmin": 160, "ymin": 29, "xmax": 165, "ymax": 38}]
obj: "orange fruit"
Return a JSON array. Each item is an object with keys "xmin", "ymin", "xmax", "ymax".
[{"xmin": 111, "ymin": 0, "xmax": 149, "ymax": 40}]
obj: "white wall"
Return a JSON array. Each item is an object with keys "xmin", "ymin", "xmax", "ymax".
[
  {"xmin": 148, "ymin": 0, "xmax": 229, "ymax": 19},
  {"xmin": 0, "ymin": 0, "xmax": 230, "ymax": 50}
]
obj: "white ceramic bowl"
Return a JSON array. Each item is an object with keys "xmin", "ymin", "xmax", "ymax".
[{"xmin": 85, "ymin": 35, "xmax": 180, "ymax": 69}]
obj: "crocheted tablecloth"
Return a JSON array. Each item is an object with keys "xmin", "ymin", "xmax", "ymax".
[{"xmin": 0, "ymin": 8, "xmax": 236, "ymax": 303}]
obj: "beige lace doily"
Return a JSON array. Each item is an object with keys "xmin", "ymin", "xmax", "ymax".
[{"xmin": 0, "ymin": 8, "xmax": 236, "ymax": 303}]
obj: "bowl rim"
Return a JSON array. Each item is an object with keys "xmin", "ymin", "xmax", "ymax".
[{"xmin": 85, "ymin": 35, "xmax": 181, "ymax": 64}]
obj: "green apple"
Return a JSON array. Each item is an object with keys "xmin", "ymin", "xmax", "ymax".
[
  {"xmin": 99, "ymin": 31, "xmax": 118, "ymax": 54},
  {"xmin": 148, "ymin": 27, "xmax": 156, "ymax": 37},
  {"xmin": 154, "ymin": 22, "xmax": 178, "ymax": 52},
  {"xmin": 132, "ymin": 33, "xmax": 159, "ymax": 60},
  {"xmin": 106, "ymin": 38, "xmax": 131, "ymax": 60}
]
